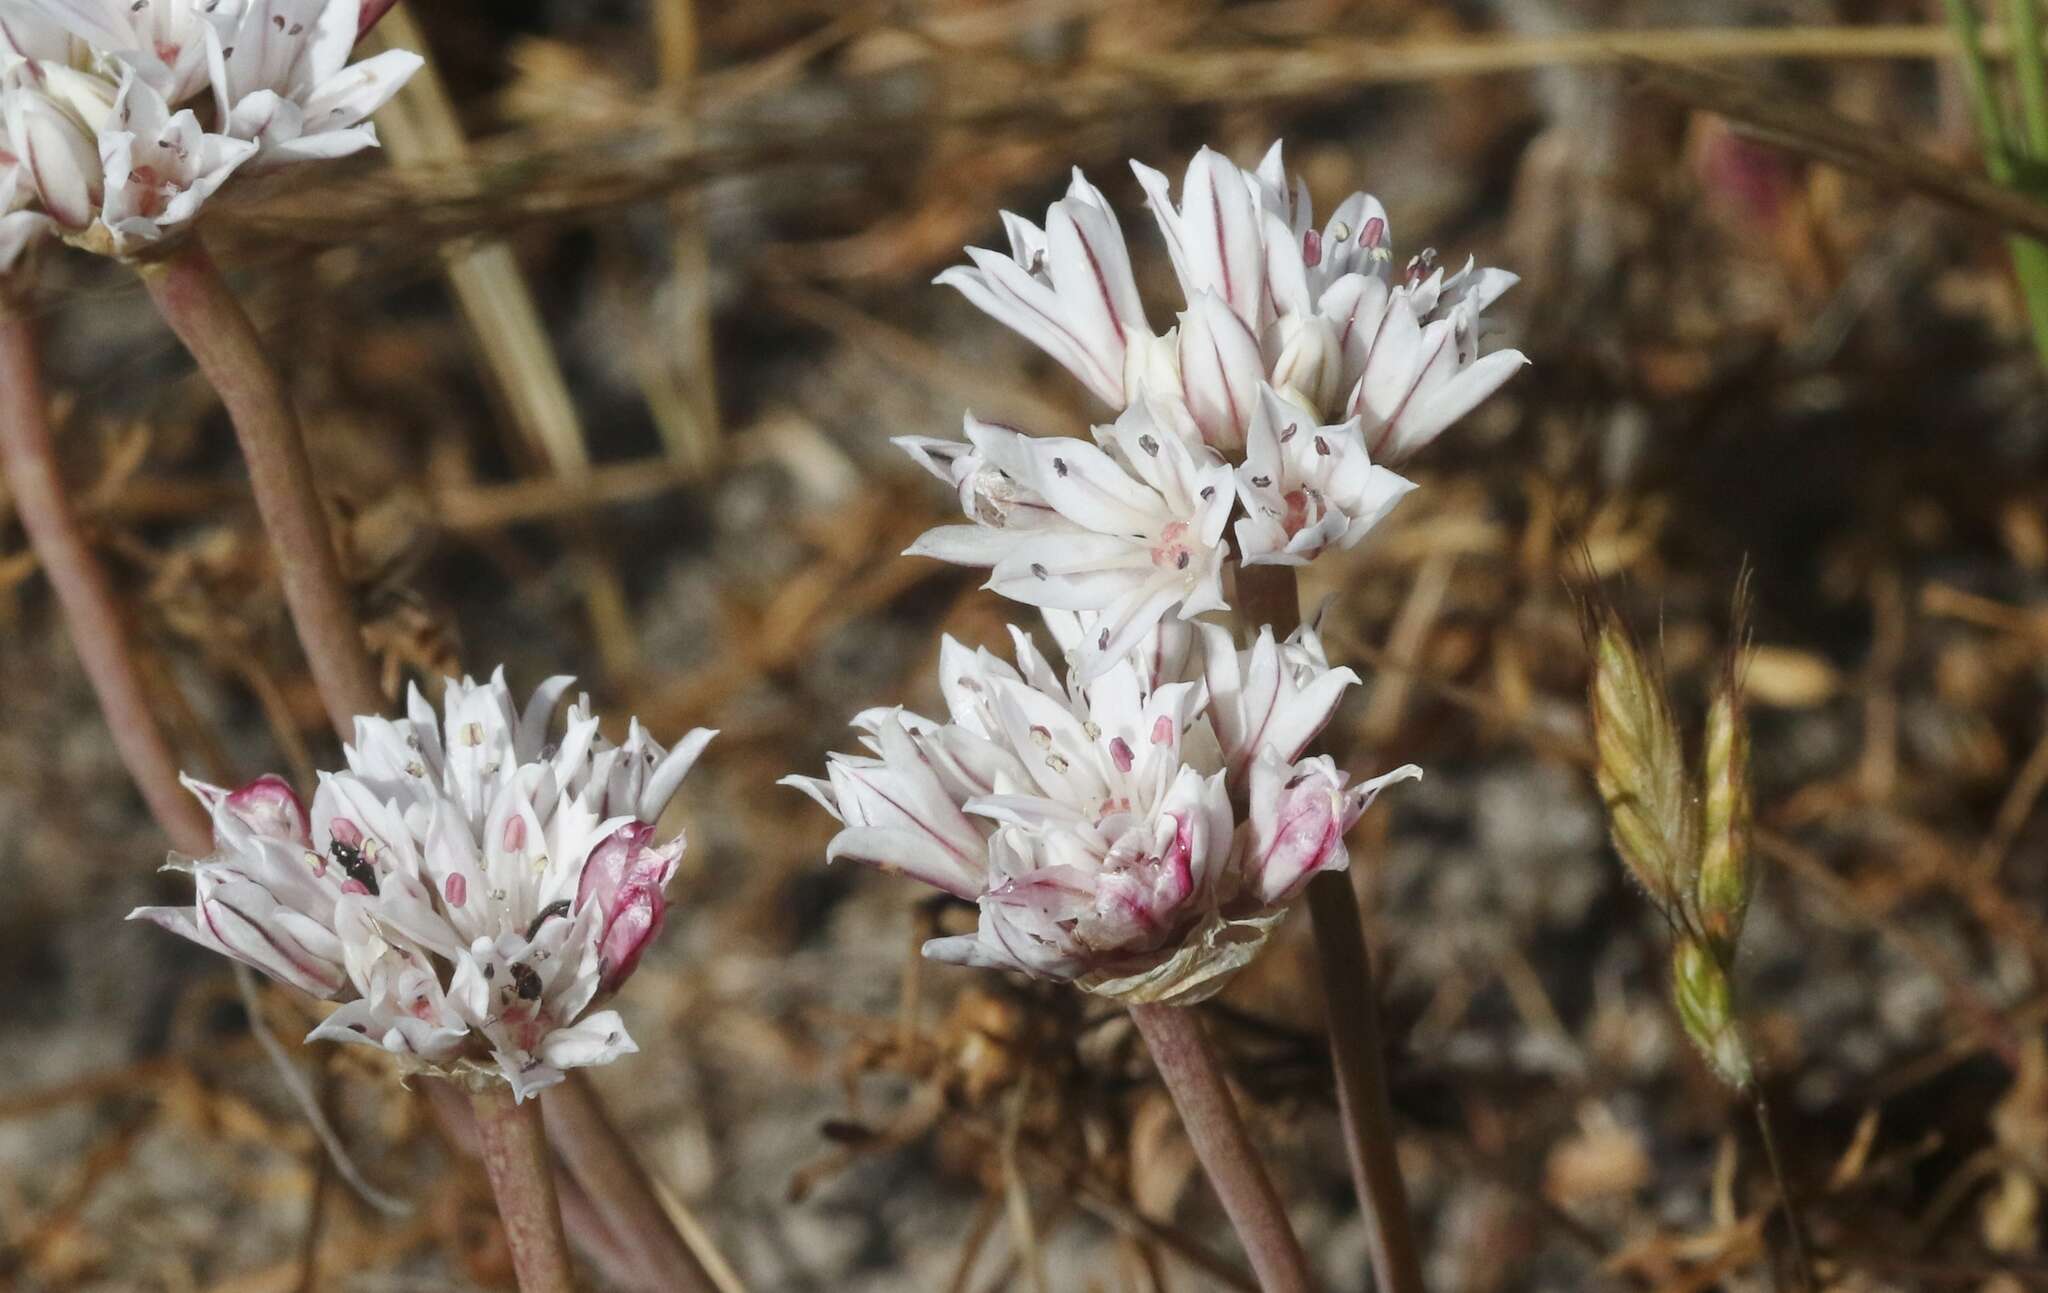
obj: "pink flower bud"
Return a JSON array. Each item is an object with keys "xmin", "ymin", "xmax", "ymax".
[
  {"xmin": 223, "ymin": 774, "xmax": 311, "ymax": 845},
  {"xmin": 1245, "ymin": 754, "xmax": 1421, "ymax": 906},
  {"xmin": 1247, "ymin": 761, "xmax": 1346, "ymax": 906},
  {"xmin": 576, "ymin": 822, "xmax": 680, "ymax": 994},
  {"xmin": 3, "ymin": 71, "xmax": 102, "ymax": 230}
]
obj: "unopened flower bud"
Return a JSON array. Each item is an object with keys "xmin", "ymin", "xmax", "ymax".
[
  {"xmin": 221, "ymin": 773, "xmax": 312, "ymax": 845},
  {"xmin": 1242, "ymin": 750, "xmax": 1419, "ymax": 906},
  {"xmin": 1588, "ymin": 610, "xmax": 1696, "ymax": 916},
  {"xmin": 2, "ymin": 66, "xmax": 101, "ymax": 229},
  {"xmin": 1176, "ymin": 291, "xmax": 1262, "ymax": 456},
  {"xmin": 1268, "ymin": 313, "xmax": 1342, "ymax": 419},
  {"xmin": 30, "ymin": 62, "xmax": 113, "ymax": 131},
  {"xmin": 576, "ymin": 821, "xmax": 682, "ymax": 995},
  {"xmin": 1672, "ymin": 936, "xmax": 1752, "ymax": 1089},
  {"xmin": 1122, "ymin": 327, "xmax": 1181, "ymax": 417}
]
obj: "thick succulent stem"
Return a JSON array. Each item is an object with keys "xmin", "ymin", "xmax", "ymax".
[
  {"xmin": 1129, "ymin": 1002, "xmax": 1317, "ymax": 1293},
  {"xmin": 0, "ymin": 299, "xmax": 212, "ymax": 856},
  {"xmin": 1234, "ymin": 562, "xmax": 1426, "ymax": 1293},
  {"xmin": 137, "ymin": 241, "xmax": 386, "ymax": 738},
  {"xmin": 471, "ymin": 1084, "xmax": 580, "ymax": 1293}
]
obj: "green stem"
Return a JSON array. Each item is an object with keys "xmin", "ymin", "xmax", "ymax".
[
  {"xmin": 1948, "ymin": 0, "xmax": 2048, "ymax": 368},
  {"xmin": 1946, "ymin": 0, "xmax": 2016, "ymax": 178},
  {"xmin": 2008, "ymin": 234, "xmax": 2048, "ymax": 367},
  {"xmin": 2008, "ymin": 0, "xmax": 2048, "ymax": 155}
]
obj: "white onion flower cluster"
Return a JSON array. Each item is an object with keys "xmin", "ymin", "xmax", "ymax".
[
  {"xmin": 785, "ymin": 616, "xmax": 1416, "ymax": 1003},
  {"xmin": 915, "ymin": 141, "xmax": 1524, "ymax": 676},
  {"xmin": 0, "ymin": 0, "xmax": 418, "ymax": 264},
  {"xmin": 133, "ymin": 672, "xmax": 716, "ymax": 1100},
  {"xmin": 791, "ymin": 141, "xmax": 1525, "ymax": 998}
]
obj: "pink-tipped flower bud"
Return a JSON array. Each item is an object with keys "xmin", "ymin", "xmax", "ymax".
[
  {"xmin": 3, "ymin": 65, "xmax": 103, "ymax": 229},
  {"xmin": 223, "ymin": 773, "xmax": 312, "ymax": 845},
  {"xmin": 1244, "ymin": 753, "xmax": 1421, "ymax": 906},
  {"xmin": 576, "ymin": 821, "xmax": 681, "ymax": 994}
]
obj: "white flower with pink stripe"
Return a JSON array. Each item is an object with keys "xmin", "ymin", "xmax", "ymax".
[{"xmin": 132, "ymin": 671, "xmax": 714, "ymax": 1100}]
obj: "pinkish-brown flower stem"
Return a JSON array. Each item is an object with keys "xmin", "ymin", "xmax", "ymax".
[
  {"xmin": 136, "ymin": 241, "xmax": 386, "ymax": 737},
  {"xmin": 1128, "ymin": 1002, "xmax": 1317, "ymax": 1293},
  {"xmin": 1305, "ymin": 873, "xmax": 1426, "ymax": 1293},
  {"xmin": 472, "ymin": 1084, "xmax": 579, "ymax": 1293},
  {"xmin": 1234, "ymin": 563, "xmax": 1426, "ymax": 1293},
  {"xmin": 0, "ymin": 297, "xmax": 212, "ymax": 857},
  {"xmin": 542, "ymin": 1072, "xmax": 726, "ymax": 1293}
]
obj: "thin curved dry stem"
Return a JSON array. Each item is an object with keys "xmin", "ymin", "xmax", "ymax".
[{"xmin": 1753, "ymin": 1089, "xmax": 1818, "ymax": 1293}]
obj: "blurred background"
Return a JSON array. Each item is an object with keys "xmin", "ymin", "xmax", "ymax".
[{"xmin": 5, "ymin": 1, "xmax": 2048, "ymax": 1289}]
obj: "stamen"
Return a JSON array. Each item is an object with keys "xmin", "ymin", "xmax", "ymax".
[{"xmin": 525, "ymin": 900, "xmax": 571, "ymax": 941}]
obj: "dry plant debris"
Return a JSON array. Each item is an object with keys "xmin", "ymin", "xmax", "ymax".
[{"xmin": 5, "ymin": 1, "xmax": 2048, "ymax": 1290}]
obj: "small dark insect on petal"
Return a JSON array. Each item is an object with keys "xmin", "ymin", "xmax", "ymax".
[
  {"xmin": 1031, "ymin": 563, "xmax": 1048, "ymax": 579},
  {"xmin": 1199, "ymin": 486, "xmax": 1215, "ymax": 500},
  {"xmin": 510, "ymin": 963, "xmax": 544, "ymax": 1001},
  {"xmin": 330, "ymin": 839, "xmax": 378, "ymax": 894},
  {"xmin": 1138, "ymin": 434, "xmax": 1159, "ymax": 457},
  {"xmin": 524, "ymin": 900, "xmax": 572, "ymax": 941},
  {"xmin": 1175, "ymin": 553, "xmax": 1190, "ymax": 569},
  {"xmin": 1097, "ymin": 629, "xmax": 1110, "ymax": 650},
  {"xmin": 1314, "ymin": 436, "xmax": 1330, "ymax": 456},
  {"xmin": 1251, "ymin": 475, "xmax": 1272, "ymax": 488},
  {"xmin": 1052, "ymin": 458, "xmax": 1069, "ymax": 477}
]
